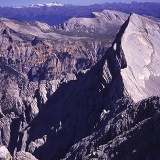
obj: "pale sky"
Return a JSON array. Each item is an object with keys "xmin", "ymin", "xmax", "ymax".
[{"xmin": 0, "ymin": 0, "xmax": 159, "ymax": 7}]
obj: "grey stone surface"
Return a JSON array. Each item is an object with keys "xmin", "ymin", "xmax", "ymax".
[
  {"xmin": 14, "ymin": 151, "xmax": 37, "ymax": 160},
  {"xmin": 0, "ymin": 146, "xmax": 12, "ymax": 160}
]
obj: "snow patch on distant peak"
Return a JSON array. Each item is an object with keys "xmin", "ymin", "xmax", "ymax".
[
  {"xmin": 14, "ymin": 2, "xmax": 64, "ymax": 8},
  {"xmin": 37, "ymin": 4, "xmax": 45, "ymax": 7},
  {"xmin": 45, "ymin": 2, "xmax": 64, "ymax": 7}
]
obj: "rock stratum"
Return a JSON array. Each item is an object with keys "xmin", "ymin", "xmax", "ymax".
[
  {"xmin": 0, "ymin": 10, "xmax": 160, "ymax": 160},
  {"xmin": 0, "ymin": 10, "xmax": 126, "ymax": 82}
]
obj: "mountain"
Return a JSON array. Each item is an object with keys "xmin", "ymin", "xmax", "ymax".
[
  {"xmin": 0, "ymin": 10, "xmax": 125, "ymax": 159},
  {"xmin": 56, "ymin": 10, "xmax": 128, "ymax": 34},
  {"xmin": 14, "ymin": 2, "xmax": 64, "ymax": 8},
  {"xmin": 0, "ymin": 2, "xmax": 160, "ymax": 25},
  {"xmin": 24, "ymin": 13, "xmax": 160, "ymax": 160},
  {"xmin": 0, "ymin": 9, "xmax": 160, "ymax": 160}
]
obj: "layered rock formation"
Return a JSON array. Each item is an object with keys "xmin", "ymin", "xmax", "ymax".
[
  {"xmin": 0, "ymin": 10, "xmax": 160, "ymax": 160},
  {"xmin": 0, "ymin": 15, "xmax": 115, "ymax": 81}
]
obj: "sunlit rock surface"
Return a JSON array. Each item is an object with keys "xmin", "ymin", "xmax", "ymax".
[{"xmin": 119, "ymin": 13, "xmax": 160, "ymax": 102}]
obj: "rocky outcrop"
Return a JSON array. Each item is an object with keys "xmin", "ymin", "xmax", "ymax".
[
  {"xmin": 0, "ymin": 146, "xmax": 12, "ymax": 160},
  {"xmin": 14, "ymin": 151, "xmax": 37, "ymax": 160},
  {"xmin": 62, "ymin": 13, "xmax": 160, "ymax": 160}
]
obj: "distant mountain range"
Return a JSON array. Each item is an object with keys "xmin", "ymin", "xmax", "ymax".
[
  {"xmin": 0, "ymin": 2, "xmax": 160, "ymax": 25},
  {"xmin": 13, "ymin": 2, "xmax": 64, "ymax": 8}
]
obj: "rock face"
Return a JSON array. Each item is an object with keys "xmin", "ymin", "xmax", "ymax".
[
  {"xmin": 0, "ymin": 10, "xmax": 160, "ymax": 160},
  {"xmin": 63, "ymin": 97, "xmax": 160, "ymax": 160},
  {"xmin": 120, "ymin": 13, "xmax": 160, "ymax": 102}
]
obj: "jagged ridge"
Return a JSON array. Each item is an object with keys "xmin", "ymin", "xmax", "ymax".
[{"xmin": 23, "ymin": 13, "xmax": 160, "ymax": 159}]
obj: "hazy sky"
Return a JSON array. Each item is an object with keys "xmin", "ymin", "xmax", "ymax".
[{"xmin": 0, "ymin": 0, "xmax": 159, "ymax": 7}]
